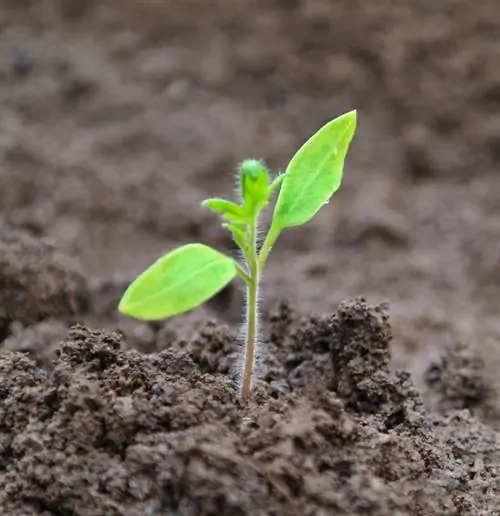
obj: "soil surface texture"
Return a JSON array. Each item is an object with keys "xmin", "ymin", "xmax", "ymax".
[{"xmin": 2, "ymin": 1, "xmax": 500, "ymax": 515}]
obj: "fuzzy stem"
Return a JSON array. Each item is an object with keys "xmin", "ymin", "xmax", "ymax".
[{"xmin": 241, "ymin": 217, "xmax": 259, "ymax": 399}]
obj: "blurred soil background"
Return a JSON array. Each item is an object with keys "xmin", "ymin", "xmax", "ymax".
[
  {"xmin": 2, "ymin": 1, "xmax": 500, "ymax": 514},
  {"xmin": 2, "ymin": 0, "xmax": 500, "ymax": 388}
]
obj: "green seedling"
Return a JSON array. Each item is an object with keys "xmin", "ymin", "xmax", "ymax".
[{"xmin": 118, "ymin": 110, "xmax": 357, "ymax": 399}]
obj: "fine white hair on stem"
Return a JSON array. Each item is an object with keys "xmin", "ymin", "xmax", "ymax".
[
  {"xmin": 251, "ymin": 273, "xmax": 268, "ymax": 391},
  {"xmin": 230, "ymin": 282, "xmax": 248, "ymax": 387},
  {"xmin": 235, "ymin": 235, "xmax": 264, "ymax": 394},
  {"xmin": 228, "ymin": 224, "xmax": 249, "ymax": 388},
  {"xmin": 235, "ymin": 280, "xmax": 261, "ymax": 393}
]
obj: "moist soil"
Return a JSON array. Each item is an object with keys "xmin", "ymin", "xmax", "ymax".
[{"xmin": 2, "ymin": 1, "xmax": 500, "ymax": 515}]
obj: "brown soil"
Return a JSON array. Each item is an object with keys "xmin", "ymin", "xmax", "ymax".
[{"xmin": 2, "ymin": 1, "xmax": 500, "ymax": 514}]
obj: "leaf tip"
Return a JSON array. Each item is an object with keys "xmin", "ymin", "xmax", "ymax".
[
  {"xmin": 345, "ymin": 109, "xmax": 357, "ymax": 126},
  {"xmin": 117, "ymin": 291, "xmax": 132, "ymax": 317},
  {"xmin": 118, "ymin": 280, "xmax": 146, "ymax": 320}
]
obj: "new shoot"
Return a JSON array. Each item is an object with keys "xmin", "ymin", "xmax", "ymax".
[{"xmin": 118, "ymin": 110, "xmax": 357, "ymax": 399}]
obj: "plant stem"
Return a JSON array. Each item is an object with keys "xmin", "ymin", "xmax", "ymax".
[
  {"xmin": 241, "ymin": 217, "xmax": 259, "ymax": 399},
  {"xmin": 235, "ymin": 263, "xmax": 251, "ymax": 285},
  {"xmin": 258, "ymin": 221, "xmax": 281, "ymax": 269}
]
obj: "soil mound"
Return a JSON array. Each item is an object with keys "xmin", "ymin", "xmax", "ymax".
[{"xmin": 1, "ymin": 300, "xmax": 499, "ymax": 515}]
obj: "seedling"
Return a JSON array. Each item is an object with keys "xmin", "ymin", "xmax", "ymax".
[{"xmin": 118, "ymin": 110, "xmax": 357, "ymax": 399}]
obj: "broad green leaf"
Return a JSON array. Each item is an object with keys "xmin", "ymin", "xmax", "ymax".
[
  {"xmin": 272, "ymin": 110, "xmax": 356, "ymax": 229},
  {"xmin": 118, "ymin": 243, "xmax": 237, "ymax": 321},
  {"xmin": 201, "ymin": 198, "xmax": 247, "ymax": 223}
]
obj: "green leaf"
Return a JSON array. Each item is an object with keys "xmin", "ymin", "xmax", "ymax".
[
  {"xmin": 222, "ymin": 222, "xmax": 248, "ymax": 251},
  {"xmin": 118, "ymin": 243, "xmax": 237, "ymax": 321},
  {"xmin": 272, "ymin": 110, "xmax": 356, "ymax": 229},
  {"xmin": 202, "ymin": 198, "xmax": 247, "ymax": 223}
]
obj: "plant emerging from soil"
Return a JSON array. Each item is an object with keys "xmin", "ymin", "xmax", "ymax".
[{"xmin": 118, "ymin": 111, "xmax": 357, "ymax": 398}]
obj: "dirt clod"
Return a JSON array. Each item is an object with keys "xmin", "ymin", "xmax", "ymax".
[
  {"xmin": 424, "ymin": 341, "xmax": 497, "ymax": 426},
  {"xmin": 0, "ymin": 223, "xmax": 88, "ymax": 337}
]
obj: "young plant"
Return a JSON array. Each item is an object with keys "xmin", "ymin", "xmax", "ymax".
[{"xmin": 118, "ymin": 110, "xmax": 357, "ymax": 399}]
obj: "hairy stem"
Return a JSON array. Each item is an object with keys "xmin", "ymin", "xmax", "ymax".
[{"xmin": 241, "ymin": 217, "xmax": 259, "ymax": 399}]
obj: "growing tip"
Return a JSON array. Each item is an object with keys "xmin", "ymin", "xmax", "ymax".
[{"xmin": 239, "ymin": 158, "xmax": 269, "ymax": 178}]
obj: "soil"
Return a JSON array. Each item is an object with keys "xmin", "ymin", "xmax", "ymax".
[{"xmin": 2, "ymin": 1, "xmax": 500, "ymax": 514}]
